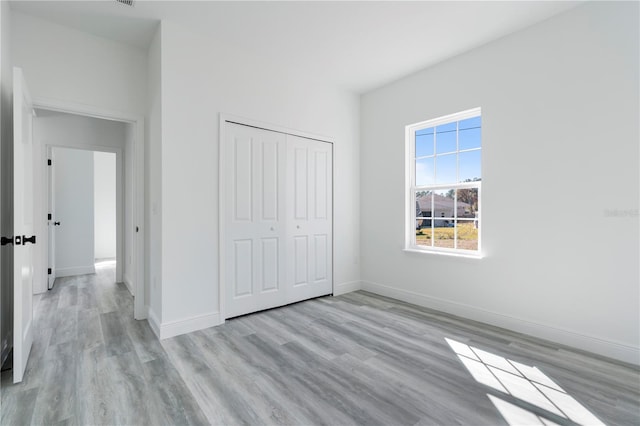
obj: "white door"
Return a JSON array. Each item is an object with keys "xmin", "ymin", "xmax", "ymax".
[
  {"xmin": 225, "ymin": 123, "xmax": 287, "ymax": 318},
  {"xmin": 47, "ymin": 146, "xmax": 56, "ymax": 289},
  {"xmin": 224, "ymin": 122, "xmax": 333, "ymax": 319},
  {"xmin": 286, "ymin": 135, "xmax": 333, "ymax": 302},
  {"xmin": 13, "ymin": 67, "xmax": 35, "ymax": 383}
]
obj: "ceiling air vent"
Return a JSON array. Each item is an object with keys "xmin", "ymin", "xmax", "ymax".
[{"xmin": 115, "ymin": 0, "xmax": 135, "ymax": 6}]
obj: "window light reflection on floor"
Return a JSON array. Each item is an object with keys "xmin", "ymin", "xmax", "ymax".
[
  {"xmin": 445, "ymin": 338, "xmax": 605, "ymax": 426},
  {"xmin": 95, "ymin": 259, "xmax": 117, "ymax": 268}
]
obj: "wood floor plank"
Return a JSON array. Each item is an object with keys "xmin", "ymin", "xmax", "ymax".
[
  {"xmin": 30, "ymin": 340, "xmax": 78, "ymax": 425},
  {"xmin": 140, "ymin": 355, "xmax": 209, "ymax": 426},
  {"xmin": 2, "ymin": 265, "xmax": 638, "ymax": 426},
  {"xmin": 0, "ymin": 386, "xmax": 38, "ymax": 425},
  {"xmin": 77, "ymin": 309, "xmax": 104, "ymax": 351},
  {"xmin": 99, "ymin": 311, "xmax": 135, "ymax": 357}
]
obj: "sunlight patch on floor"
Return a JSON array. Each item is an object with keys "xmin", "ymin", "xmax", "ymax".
[{"xmin": 445, "ymin": 337, "xmax": 605, "ymax": 426}]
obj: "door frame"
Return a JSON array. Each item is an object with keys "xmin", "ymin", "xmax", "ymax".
[
  {"xmin": 46, "ymin": 145, "xmax": 55, "ymax": 289},
  {"xmin": 218, "ymin": 113, "xmax": 334, "ymax": 321},
  {"xmin": 32, "ymin": 97, "xmax": 146, "ymax": 320}
]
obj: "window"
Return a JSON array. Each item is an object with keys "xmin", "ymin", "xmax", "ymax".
[{"xmin": 406, "ymin": 108, "xmax": 481, "ymax": 256}]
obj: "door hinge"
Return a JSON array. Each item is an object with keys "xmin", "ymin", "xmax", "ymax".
[
  {"xmin": 48, "ymin": 213, "xmax": 52, "ymax": 220},
  {"xmin": 47, "ymin": 159, "xmax": 52, "ymax": 166},
  {"xmin": 48, "ymin": 268, "xmax": 52, "ymax": 275}
]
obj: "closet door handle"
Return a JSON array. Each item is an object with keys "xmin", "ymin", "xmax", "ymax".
[{"xmin": 23, "ymin": 235, "xmax": 37, "ymax": 245}]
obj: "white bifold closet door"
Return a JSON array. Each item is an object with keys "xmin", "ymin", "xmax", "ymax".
[{"xmin": 224, "ymin": 122, "xmax": 332, "ymax": 319}]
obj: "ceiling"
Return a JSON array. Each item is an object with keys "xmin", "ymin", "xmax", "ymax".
[{"xmin": 9, "ymin": 1, "xmax": 580, "ymax": 93}]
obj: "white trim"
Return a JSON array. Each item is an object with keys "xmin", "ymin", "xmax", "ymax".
[
  {"xmin": 32, "ymin": 97, "xmax": 140, "ymax": 124},
  {"xmin": 147, "ymin": 307, "xmax": 161, "ymax": 339},
  {"xmin": 361, "ymin": 280, "xmax": 640, "ymax": 366},
  {"xmin": 218, "ymin": 113, "xmax": 335, "ymax": 321},
  {"xmin": 220, "ymin": 113, "xmax": 333, "ymax": 144},
  {"xmin": 333, "ymin": 281, "xmax": 362, "ymax": 296},
  {"xmin": 406, "ymin": 108, "xmax": 482, "ymax": 255},
  {"xmin": 56, "ymin": 265, "xmax": 96, "ymax": 277},
  {"xmin": 156, "ymin": 312, "xmax": 223, "ymax": 340},
  {"xmin": 32, "ymin": 96, "xmax": 146, "ymax": 320},
  {"xmin": 409, "ymin": 107, "xmax": 481, "ymax": 130},
  {"xmin": 218, "ymin": 117, "xmax": 226, "ymax": 321},
  {"xmin": 403, "ymin": 248, "xmax": 483, "ymax": 259}
]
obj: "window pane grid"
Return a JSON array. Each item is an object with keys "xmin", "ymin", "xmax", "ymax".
[{"xmin": 408, "ymin": 108, "xmax": 481, "ymax": 254}]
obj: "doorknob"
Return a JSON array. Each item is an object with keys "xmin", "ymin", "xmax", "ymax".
[
  {"xmin": 22, "ymin": 235, "xmax": 36, "ymax": 245},
  {"xmin": 1, "ymin": 236, "xmax": 13, "ymax": 246},
  {"xmin": 54, "ymin": 222, "xmax": 60, "ymax": 226}
]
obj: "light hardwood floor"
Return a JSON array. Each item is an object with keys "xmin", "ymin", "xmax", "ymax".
[{"xmin": 2, "ymin": 265, "xmax": 638, "ymax": 425}]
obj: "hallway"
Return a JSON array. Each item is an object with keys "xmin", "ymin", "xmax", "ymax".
[{"xmin": 1, "ymin": 264, "xmax": 207, "ymax": 425}]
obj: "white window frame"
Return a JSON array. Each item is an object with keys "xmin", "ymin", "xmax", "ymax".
[{"xmin": 405, "ymin": 107, "xmax": 482, "ymax": 258}]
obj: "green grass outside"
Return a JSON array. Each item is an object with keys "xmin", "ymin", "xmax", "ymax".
[{"xmin": 416, "ymin": 222, "xmax": 478, "ymax": 250}]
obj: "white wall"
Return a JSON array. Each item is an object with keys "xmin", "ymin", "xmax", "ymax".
[
  {"xmin": 11, "ymin": 10, "xmax": 147, "ymax": 116},
  {"xmin": 0, "ymin": 0, "xmax": 13, "ymax": 365},
  {"xmin": 360, "ymin": 2, "xmax": 639, "ymax": 364},
  {"xmin": 34, "ymin": 112, "xmax": 127, "ymax": 151},
  {"xmin": 94, "ymin": 151, "xmax": 116, "ymax": 260},
  {"xmin": 151, "ymin": 21, "xmax": 360, "ymax": 336},
  {"xmin": 54, "ymin": 148, "xmax": 95, "ymax": 276},
  {"xmin": 146, "ymin": 26, "xmax": 162, "ymax": 325}
]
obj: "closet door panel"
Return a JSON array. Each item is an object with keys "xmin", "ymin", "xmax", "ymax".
[
  {"xmin": 286, "ymin": 135, "xmax": 333, "ymax": 303},
  {"xmin": 225, "ymin": 123, "xmax": 286, "ymax": 318},
  {"xmin": 293, "ymin": 235, "xmax": 309, "ymax": 286}
]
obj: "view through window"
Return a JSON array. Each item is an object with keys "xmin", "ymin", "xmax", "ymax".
[{"xmin": 406, "ymin": 108, "xmax": 481, "ymax": 255}]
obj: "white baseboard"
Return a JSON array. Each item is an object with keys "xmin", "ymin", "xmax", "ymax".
[
  {"xmin": 155, "ymin": 311, "xmax": 223, "ymax": 340},
  {"xmin": 333, "ymin": 280, "xmax": 362, "ymax": 296},
  {"xmin": 362, "ymin": 280, "xmax": 640, "ymax": 366},
  {"xmin": 147, "ymin": 307, "xmax": 161, "ymax": 339},
  {"xmin": 56, "ymin": 265, "xmax": 96, "ymax": 277}
]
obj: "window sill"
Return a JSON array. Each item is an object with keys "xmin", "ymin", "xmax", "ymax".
[{"xmin": 403, "ymin": 247, "xmax": 483, "ymax": 259}]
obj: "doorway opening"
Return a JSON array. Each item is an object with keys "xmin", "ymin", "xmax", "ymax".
[
  {"xmin": 48, "ymin": 147, "xmax": 122, "ymax": 290},
  {"xmin": 94, "ymin": 151, "xmax": 118, "ymax": 280},
  {"xmin": 31, "ymin": 102, "xmax": 146, "ymax": 321}
]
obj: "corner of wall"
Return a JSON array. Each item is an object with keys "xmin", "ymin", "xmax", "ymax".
[
  {"xmin": 147, "ymin": 306, "xmax": 161, "ymax": 339},
  {"xmin": 123, "ymin": 272, "xmax": 133, "ymax": 296},
  {"xmin": 156, "ymin": 311, "xmax": 222, "ymax": 340},
  {"xmin": 333, "ymin": 281, "xmax": 363, "ymax": 296}
]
